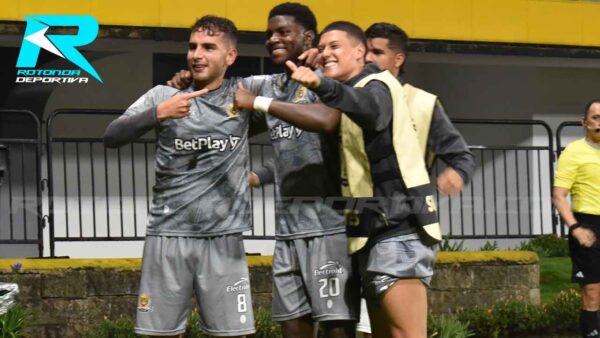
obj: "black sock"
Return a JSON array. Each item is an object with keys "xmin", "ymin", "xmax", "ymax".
[{"xmin": 580, "ymin": 309, "xmax": 599, "ymax": 337}]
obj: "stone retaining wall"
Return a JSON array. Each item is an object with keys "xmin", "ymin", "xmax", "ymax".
[{"xmin": 0, "ymin": 251, "xmax": 538, "ymax": 337}]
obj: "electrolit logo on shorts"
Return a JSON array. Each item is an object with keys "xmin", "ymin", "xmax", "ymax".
[
  {"xmin": 226, "ymin": 277, "xmax": 250, "ymax": 293},
  {"xmin": 314, "ymin": 261, "xmax": 343, "ymax": 277},
  {"xmin": 16, "ymin": 15, "xmax": 102, "ymax": 84}
]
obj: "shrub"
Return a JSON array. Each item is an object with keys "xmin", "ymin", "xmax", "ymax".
[
  {"xmin": 543, "ymin": 288, "xmax": 580, "ymax": 332},
  {"xmin": 518, "ymin": 235, "xmax": 569, "ymax": 257},
  {"xmin": 479, "ymin": 241, "xmax": 498, "ymax": 251},
  {"xmin": 439, "ymin": 239, "xmax": 465, "ymax": 252},
  {"xmin": 254, "ymin": 307, "xmax": 281, "ymax": 338},
  {"xmin": 428, "ymin": 314, "xmax": 474, "ymax": 338},
  {"xmin": 0, "ymin": 304, "xmax": 29, "ymax": 338},
  {"xmin": 85, "ymin": 317, "xmax": 135, "ymax": 338},
  {"xmin": 456, "ymin": 306, "xmax": 500, "ymax": 338},
  {"xmin": 492, "ymin": 299, "xmax": 544, "ymax": 336}
]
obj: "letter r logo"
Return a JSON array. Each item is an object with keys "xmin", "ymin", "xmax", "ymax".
[{"xmin": 16, "ymin": 15, "xmax": 102, "ymax": 82}]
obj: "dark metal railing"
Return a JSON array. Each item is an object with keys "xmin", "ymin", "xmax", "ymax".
[
  {"xmin": 0, "ymin": 109, "xmax": 44, "ymax": 256},
  {"xmin": 46, "ymin": 110, "xmax": 275, "ymax": 256},
  {"xmin": 434, "ymin": 119, "xmax": 556, "ymax": 239}
]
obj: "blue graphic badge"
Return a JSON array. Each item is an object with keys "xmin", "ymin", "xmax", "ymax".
[{"xmin": 16, "ymin": 15, "xmax": 102, "ymax": 83}]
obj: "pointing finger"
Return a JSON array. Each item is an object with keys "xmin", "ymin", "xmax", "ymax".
[{"xmin": 185, "ymin": 88, "xmax": 209, "ymax": 98}]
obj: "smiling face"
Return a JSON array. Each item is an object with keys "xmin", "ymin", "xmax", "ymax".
[
  {"xmin": 318, "ymin": 30, "xmax": 365, "ymax": 81},
  {"xmin": 265, "ymin": 15, "xmax": 313, "ymax": 65},
  {"xmin": 584, "ymin": 102, "xmax": 600, "ymax": 144},
  {"xmin": 187, "ymin": 29, "xmax": 237, "ymax": 90}
]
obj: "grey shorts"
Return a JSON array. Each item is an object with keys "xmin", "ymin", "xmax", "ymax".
[
  {"xmin": 135, "ymin": 234, "xmax": 255, "ymax": 337},
  {"xmin": 356, "ymin": 233, "xmax": 436, "ymax": 305},
  {"xmin": 272, "ymin": 233, "xmax": 360, "ymax": 322}
]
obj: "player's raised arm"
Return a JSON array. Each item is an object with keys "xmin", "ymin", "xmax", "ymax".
[
  {"xmin": 156, "ymin": 89, "xmax": 208, "ymax": 121},
  {"xmin": 104, "ymin": 88, "xmax": 207, "ymax": 148}
]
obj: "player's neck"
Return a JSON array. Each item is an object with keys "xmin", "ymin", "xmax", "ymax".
[
  {"xmin": 194, "ymin": 77, "xmax": 224, "ymax": 92},
  {"xmin": 585, "ymin": 135, "xmax": 600, "ymax": 147}
]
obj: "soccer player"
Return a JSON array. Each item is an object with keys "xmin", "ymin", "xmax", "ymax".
[
  {"xmin": 237, "ymin": 21, "xmax": 440, "ymax": 338},
  {"xmin": 167, "ymin": 4, "xmax": 358, "ymax": 338},
  {"xmin": 553, "ymin": 100, "xmax": 600, "ymax": 338},
  {"xmin": 355, "ymin": 22, "xmax": 475, "ymax": 337},
  {"xmin": 103, "ymin": 16, "xmax": 259, "ymax": 338}
]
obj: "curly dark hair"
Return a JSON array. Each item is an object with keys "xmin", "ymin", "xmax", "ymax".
[
  {"xmin": 365, "ymin": 22, "xmax": 409, "ymax": 54},
  {"xmin": 268, "ymin": 2, "xmax": 317, "ymax": 33},
  {"xmin": 191, "ymin": 15, "xmax": 238, "ymax": 45}
]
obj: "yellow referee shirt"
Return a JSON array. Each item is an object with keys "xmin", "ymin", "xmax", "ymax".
[{"xmin": 554, "ymin": 138, "xmax": 600, "ymax": 215}]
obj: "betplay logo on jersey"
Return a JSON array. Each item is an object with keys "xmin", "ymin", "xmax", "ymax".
[{"xmin": 16, "ymin": 15, "xmax": 102, "ymax": 84}]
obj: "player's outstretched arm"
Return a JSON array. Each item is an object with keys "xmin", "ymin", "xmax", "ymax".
[
  {"xmin": 233, "ymin": 81, "xmax": 340, "ymax": 133},
  {"xmin": 104, "ymin": 89, "xmax": 207, "ymax": 148}
]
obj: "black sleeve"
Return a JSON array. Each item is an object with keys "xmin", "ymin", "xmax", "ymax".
[
  {"xmin": 103, "ymin": 107, "xmax": 157, "ymax": 148},
  {"xmin": 249, "ymin": 111, "xmax": 268, "ymax": 137},
  {"xmin": 313, "ymin": 76, "xmax": 392, "ymax": 131},
  {"xmin": 253, "ymin": 159, "xmax": 275, "ymax": 185},
  {"xmin": 428, "ymin": 100, "xmax": 475, "ymax": 183}
]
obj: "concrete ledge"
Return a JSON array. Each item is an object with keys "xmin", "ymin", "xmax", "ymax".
[
  {"xmin": 0, "ymin": 255, "xmax": 273, "ymax": 271},
  {"xmin": 0, "ymin": 251, "xmax": 539, "ymax": 336}
]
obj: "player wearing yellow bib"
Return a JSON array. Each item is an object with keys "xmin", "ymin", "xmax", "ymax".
[{"xmin": 553, "ymin": 100, "xmax": 600, "ymax": 338}]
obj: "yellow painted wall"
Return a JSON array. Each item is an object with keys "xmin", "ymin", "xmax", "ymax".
[{"xmin": 2, "ymin": 0, "xmax": 600, "ymax": 47}]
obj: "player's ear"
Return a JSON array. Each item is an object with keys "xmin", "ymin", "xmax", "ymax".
[
  {"xmin": 226, "ymin": 47, "xmax": 238, "ymax": 66},
  {"xmin": 355, "ymin": 43, "xmax": 366, "ymax": 62},
  {"xmin": 303, "ymin": 30, "xmax": 316, "ymax": 50},
  {"xmin": 394, "ymin": 52, "xmax": 406, "ymax": 70}
]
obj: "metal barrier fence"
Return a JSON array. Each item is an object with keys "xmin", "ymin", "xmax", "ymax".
[
  {"xmin": 0, "ymin": 109, "xmax": 44, "ymax": 256},
  {"xmin": 5, "ymin": 110, "xmax": 573, "ymax": 255},
  {"xmin": 46, "ymin": 110, "xmax": 275, "ymax": 256},
  {"xmin": 433, "ymin": 119, "xmax": 556, "ymax": 239}
]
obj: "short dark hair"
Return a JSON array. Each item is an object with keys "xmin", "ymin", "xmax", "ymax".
[
  {"xmin": 584, "ymin": 99, "xmax": 600, "ymax": 118},
  {"xmin": 268, "ymin": 2, "xmax": 317, "ymax": 33},
  {"xmin": 365, "ymin": 22, "xmax": 409, "ymax": 54},
  {"xmin": 321, "ymin": 21, "xmax": 366, "ymax": 49},
  {"xmin": 191, "ymin": 15, "xmax": 238, "ymax": 46}
]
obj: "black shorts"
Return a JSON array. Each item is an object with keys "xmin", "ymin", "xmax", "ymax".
[{"xmin": 569, "ymin": 213, "xmax": 600, "ymax": 285}]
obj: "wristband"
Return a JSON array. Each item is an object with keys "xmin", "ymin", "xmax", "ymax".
[
  {"xmin": 569, "ymin": 223, "xmax": 581, "ymax": 234},
  {"xmin": 253, "ymin": 96, "xmax": 273, "ymax": 113}
]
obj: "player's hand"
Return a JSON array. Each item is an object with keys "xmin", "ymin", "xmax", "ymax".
[
  {"xmin": 298, "ymin": 48, "xmax": 322, "ymax": 70},
  {"xmin": 286, "ymin": 60, "xmax": 321, "ymax": 89},
  {"xmin": 233, "ymin": 82, "xmax": 256, "ymax": 111},
  {"xmin": 156, "ymin": 89, "xmax": 208, "ymax": 122},
  {"xmin": 248, "ymin": 171, "xmax": 260, "ymax": 188},
  {"xmin": 166, "ymin": 69, "xmax": 192, "ymax": 89},
  {"xmin": 572, "ymin": 227, "xmax": 597, "ymax": 248},
  {"xmin": 437, "ymin": 167, "xmax": 464, "ymax": 196}
]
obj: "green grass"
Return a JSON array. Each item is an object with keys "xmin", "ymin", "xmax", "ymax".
[{"xmin": 539, "ymin": 256, "xmax": 575, "ymax": 304}]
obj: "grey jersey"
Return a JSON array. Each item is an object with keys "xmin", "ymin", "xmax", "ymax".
[
  {"xmin": 123, "ymin": 79, "xmax": 254, "ymax": 237},
  {"xmin": 251, "ymin": 73, "xmax": 344, "ymax": 239}
]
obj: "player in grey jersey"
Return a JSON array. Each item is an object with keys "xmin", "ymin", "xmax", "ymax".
[
  {"xmin": 169, "ymin": 3, "xmax": 359, "ymax": 338},
  {"xmin": 103, "ymin": 16, "xmax": 267, "ymax": 338}
]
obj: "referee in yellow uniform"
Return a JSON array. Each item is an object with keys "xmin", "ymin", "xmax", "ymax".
[{"xmin": 553, "ymin": 100, "xmax": 600, "ymax": 338}]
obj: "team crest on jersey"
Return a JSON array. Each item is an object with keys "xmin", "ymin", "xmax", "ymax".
[
  {"xmin": 137, "ymin": 293, "xmax": 153, "ymax": 312},
  {"xmin": 226, "ymin": 277, "xmax": 250, "ymax": 293},
  {"xmin": 294, "ymin": 87, "xmax": 306, "ymax": 103},
  {"xmin": 226, "ymin": 103, "xmax": 238, "ymax": 119},
  {"xmin": 314, "ymin": 261, "xmax": 344, "ymax": 277}
]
